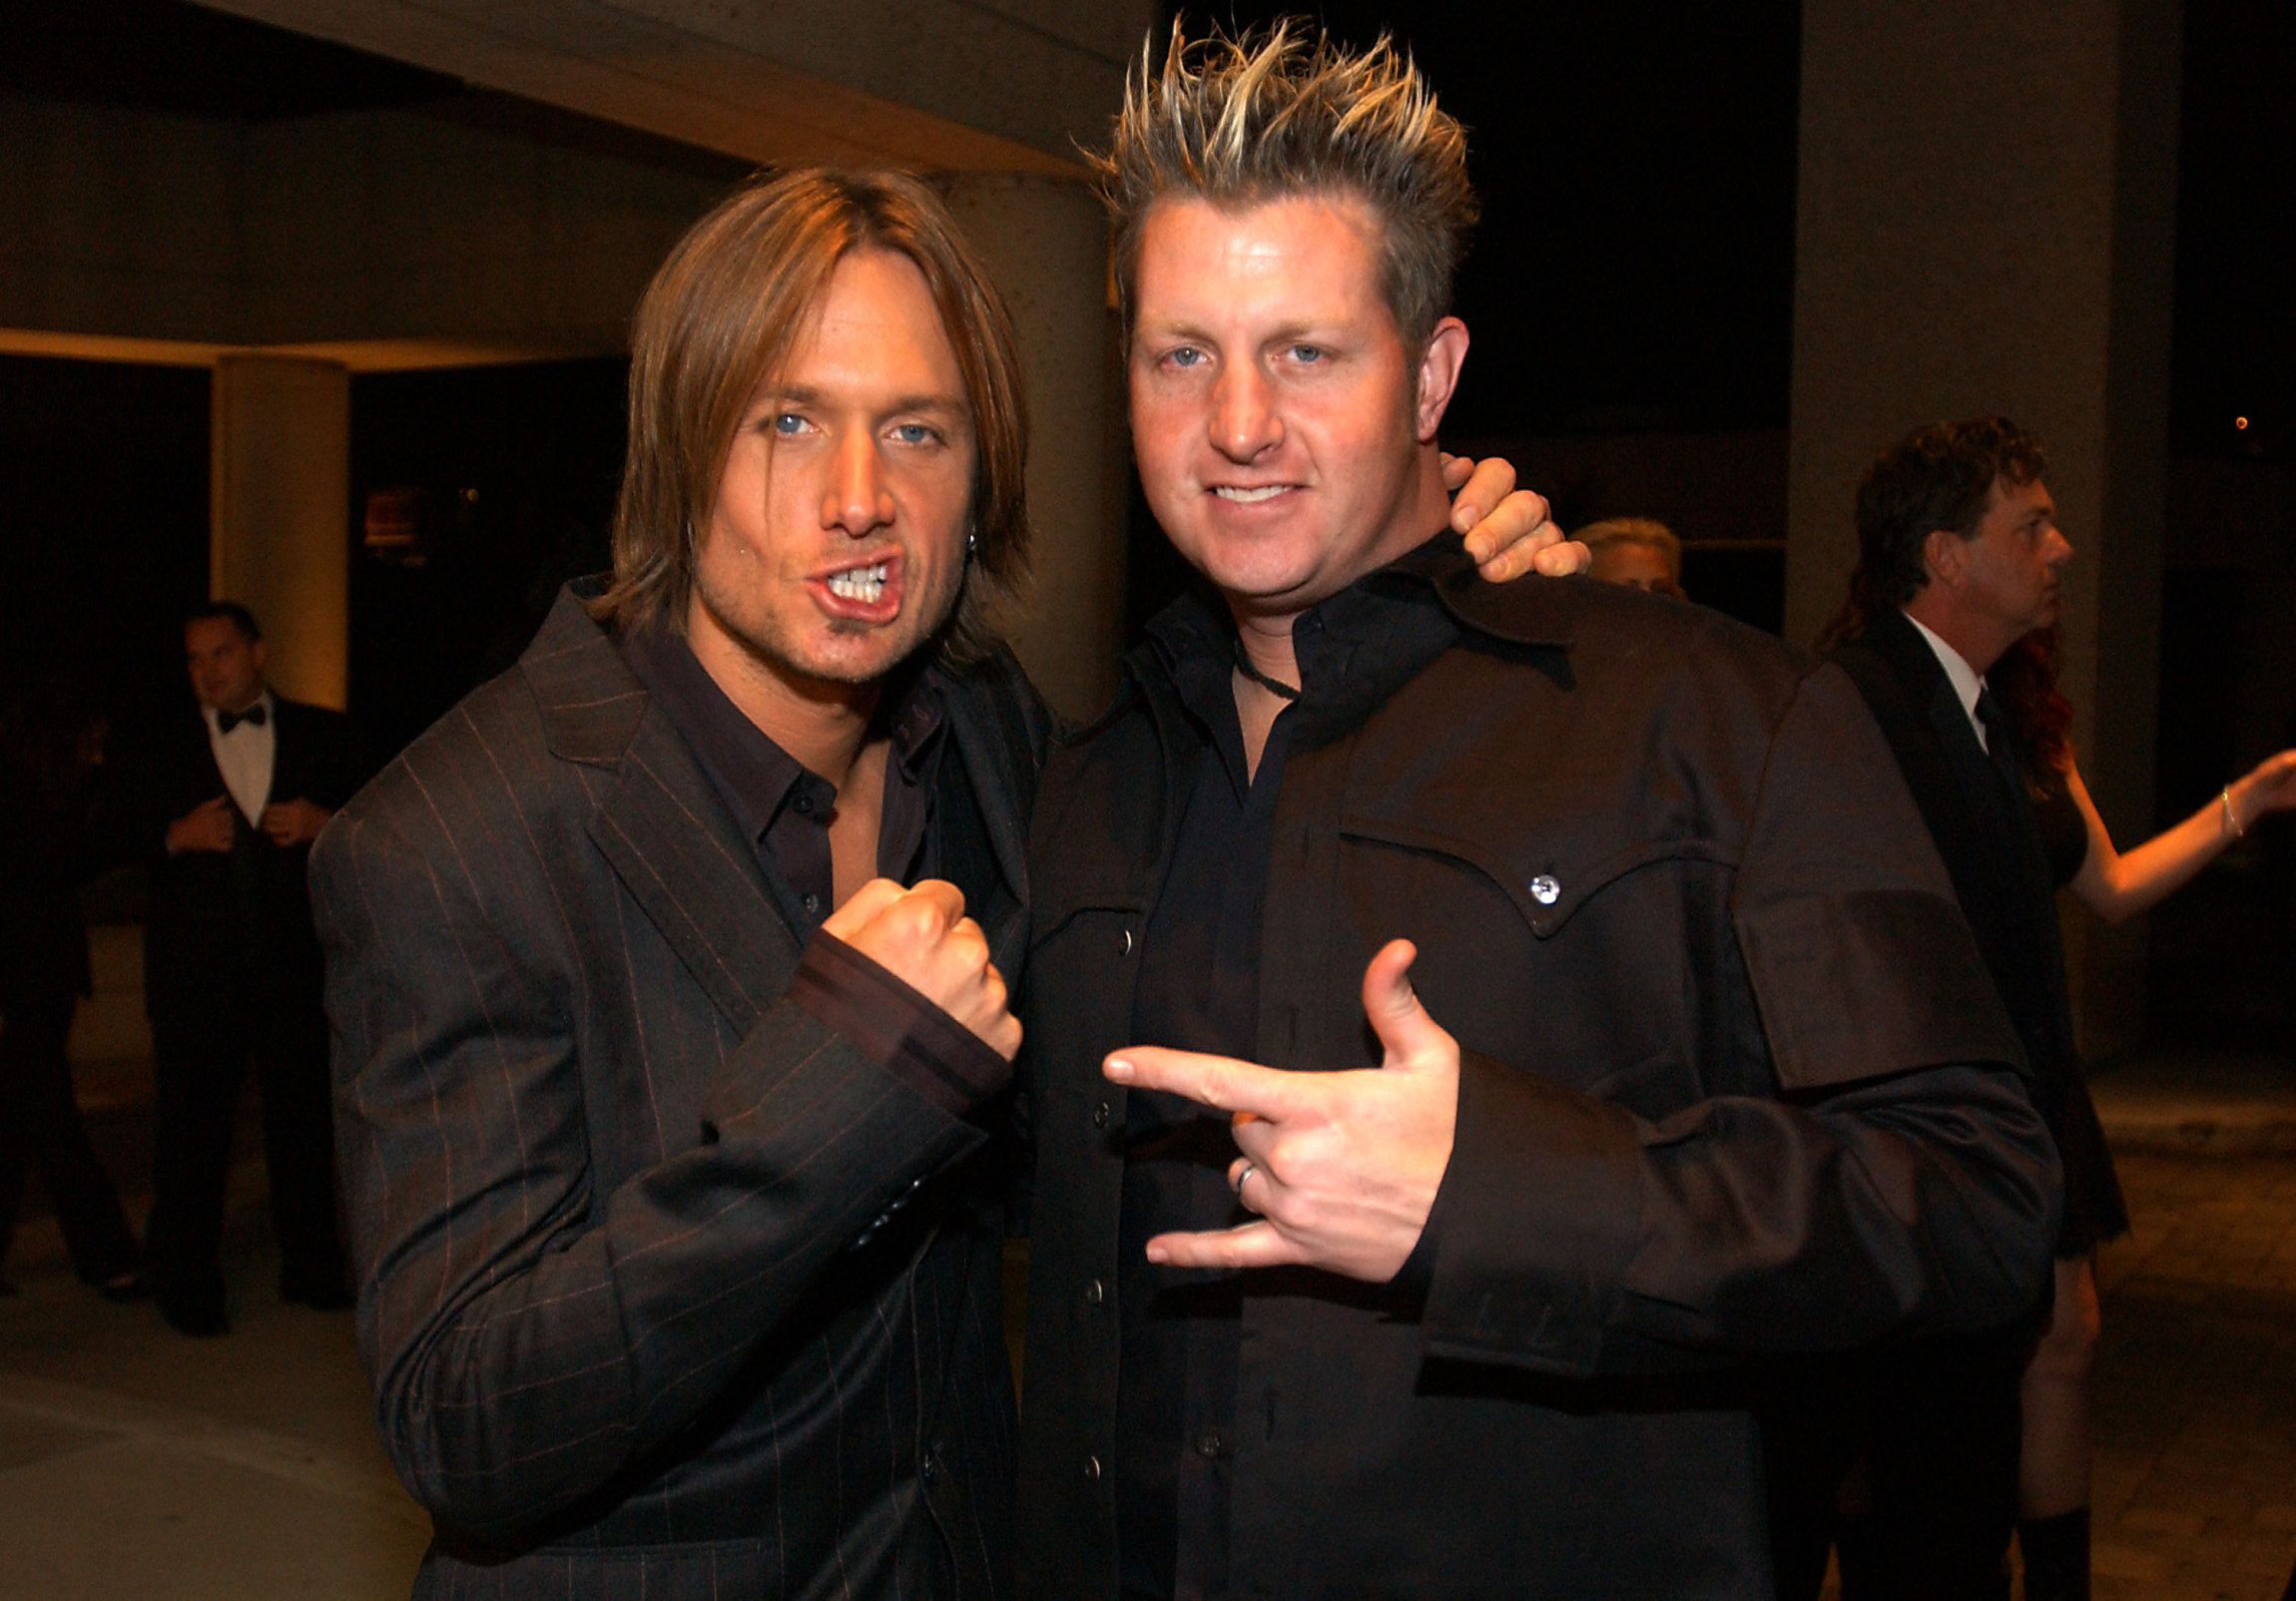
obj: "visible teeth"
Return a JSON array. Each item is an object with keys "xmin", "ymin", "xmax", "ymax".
[
  {"xmin": 826, "ymin": 562, "xmax": 888, "ymax": 604},
  {"xmin": 1215, "ymin": 485, "xmax": 1290, "ymax": 503}
]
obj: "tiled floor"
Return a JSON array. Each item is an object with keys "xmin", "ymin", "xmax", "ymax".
[
  {"xmin": 0, "ymin": 1168, "xmax": 427, "ymax": 1601},
  {"xmin": 2091, "ymin": 1152, "xmax": 2296, "ymax": 1601}
]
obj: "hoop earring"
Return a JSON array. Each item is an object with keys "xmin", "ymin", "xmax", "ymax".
[{"xmin": 965, "ymin": 528, "xmax": 979, "ymax": 562}]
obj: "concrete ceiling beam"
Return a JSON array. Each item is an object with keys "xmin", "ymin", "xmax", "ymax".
[{"xmin": 183, "ymin": 0, "xmax": 1137, "ymax": 174}]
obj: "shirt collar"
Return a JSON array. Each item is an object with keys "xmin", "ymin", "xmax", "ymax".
[
  {"xmin": 1142, "ymin": 535, "xmax": 1461, "ymax": 752},
  {"xmin": 1902, "ymin": 611, "xmax": 1989, "ymax": 745},
  {"xmin": 615, "ymin": 623, "xmax": 944, "ymax": 839}
]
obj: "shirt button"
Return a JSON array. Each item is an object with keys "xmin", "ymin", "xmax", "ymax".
[
  {"xmin": 1195, "ymin": 1428, "xmax": 1225, "ymax": 1458},
  {"xmin": 792, "ymin": 794, "xmax": 814, "ymax": 815},
  {"xmin": 1084, "ymin": 1454, "xmax": 1102, "ymax": 1480},
  {"xmin": 802, "ymin": 893, "xmax": 822, "ymax": 914},
  {"xmin": 1092, "ymin": 1101, "xmax": 1111, "ymax": 1128},
  {"xmin": 1084, "ymin": 1278, "xmax": 1104, "ymax": 1305},
  {"xmin": 1119, "ymin": 927, "xmax": 1134, "ymax": 956}
]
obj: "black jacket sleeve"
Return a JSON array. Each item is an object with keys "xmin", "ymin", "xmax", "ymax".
[
  {"xmin": 311, "ymin": 803, "xmax": 988, "ymax": 1545},
  {"xmin": 1421, "ymin": 664, "xmax": 2060, "ymax": 1376}
]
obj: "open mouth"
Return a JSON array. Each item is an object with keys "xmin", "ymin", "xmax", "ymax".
[
  {"xmin": 825, "ymin": 560, "xmax": 889, "ymax": 605},
  {"xmin": 1213, "ymin": 484, "xmax": 1295, "ymax": 504}
]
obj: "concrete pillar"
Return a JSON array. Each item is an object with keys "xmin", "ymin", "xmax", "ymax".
[
  {"xmin": 941, "ymin": 174, "xmax": 1125, "ymax": 722},
  {"xmin": 209, "ymin": 354, "xmax": 351, "ymax": 710},
  {"xmin": 1784, "ymin": 0, "xmax": 2181, "ymax": 1058}
]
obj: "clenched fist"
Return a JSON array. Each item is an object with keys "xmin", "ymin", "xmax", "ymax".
[{"xmin": 825, "ymin": 878, "xmax": 1021, "ymax": 1061}]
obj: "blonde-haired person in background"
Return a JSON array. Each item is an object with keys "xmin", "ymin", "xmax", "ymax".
[{"xmin": 1579, "ymin": 515, "xmax": 1686, "ymax": 598}]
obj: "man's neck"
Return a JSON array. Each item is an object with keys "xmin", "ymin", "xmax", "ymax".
[
  {"xmin": 209, "ymin": 686, "xmax": 268, "ymax": 718},
  {"xmin": 1229, "ymin": 446, "xmax": 1451, "ymax": 693},
  {"xmin": 1227, "ymin": 446, "xmax": 1450, "ymax": 778},
  {"xmin": 684, "ymin": 614, "xmax": 882, "ymax": 787},
  {"xmin": 1900, "ymin": 593, "xmax": 2009, "ymax": 679}
]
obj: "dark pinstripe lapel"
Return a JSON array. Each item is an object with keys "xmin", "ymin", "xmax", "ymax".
[
  {"xmin": 523, "ymin": 587, "xmax": 799, "ymax": 1034},
  {"xmin": 588, "ymin": 706, "xmax": 800, "ymax": 1035}
]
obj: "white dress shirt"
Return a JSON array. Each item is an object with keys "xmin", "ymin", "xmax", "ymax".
[
  {"xmin": 205, "ymin": 690, "xmax": 277, "ymax": 825},
  {"xmin": 1903, "ymin": 612, "xmax": 1991, "ymax": 752}
]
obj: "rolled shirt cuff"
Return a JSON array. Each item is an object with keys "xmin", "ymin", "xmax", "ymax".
[{"xmin": 789, "ymin": 929, "xmax": 1013, "ymax": 1119}]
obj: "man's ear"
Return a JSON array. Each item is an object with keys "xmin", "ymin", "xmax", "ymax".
[
  {"xmin": 1921, "ymin": 527, "xmax": 1968, "ymax": 592},
  {"xmin": 249, "ymin": 638, "xmax": 268, "ymax": 678},
  {"xmin": 1414, "ymin": 317, "xmax": 1469, "ymax": 442}
]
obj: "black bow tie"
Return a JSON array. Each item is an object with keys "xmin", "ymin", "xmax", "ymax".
[{"xmin": 217, "ymin": 703, "xmax": 267, "ymax": 735}]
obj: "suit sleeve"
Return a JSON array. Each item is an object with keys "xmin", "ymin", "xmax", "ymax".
[
  {"xmin": 1421, "ymin": 663, "xmax": 2060, "ymax": 1376},
  {"xmin": 311, "ymin": 796, "xmax": 988, "ymax": 1546}
]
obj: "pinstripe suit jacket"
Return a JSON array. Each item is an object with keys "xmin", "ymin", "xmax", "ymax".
[{"xmin": 311, "ymin": 586, "xmax": 1044, "ymax": 1599}]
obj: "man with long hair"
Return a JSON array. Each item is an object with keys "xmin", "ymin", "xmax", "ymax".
[{"xmin": 1015, "ymin": 27, "xmax": 2063, "ymax": 1598}]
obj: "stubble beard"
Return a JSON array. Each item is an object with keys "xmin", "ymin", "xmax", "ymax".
[{"xmin": 697, "ymin": 566, "xmax": 965, "ymax": 694}]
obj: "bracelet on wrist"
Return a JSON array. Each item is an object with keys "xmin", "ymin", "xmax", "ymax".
[{"xmin": 2222, "ymin": 786, "xmax": 2246, "ymax": 840}]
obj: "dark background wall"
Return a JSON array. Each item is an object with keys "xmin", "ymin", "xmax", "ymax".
[
  {"xmin": 346, "ymin": 358, "xmax": 628, "ymax": 758},
  {"xmin": 0, "ymin": 354, "xmax": 211, "ymax": 743},
  {"xmin": 2, "ymin": 0, "xmax": 2291, "ymax": 1048}
]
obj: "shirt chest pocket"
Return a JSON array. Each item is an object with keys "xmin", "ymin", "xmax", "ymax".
[
  {"xmin": 1324, "ymin": 809, "xmax": 1737, "ymax": 1105},
  {"xmin": 1333, "ymin": 809, "xmax": 1731, "ymax": 939}
]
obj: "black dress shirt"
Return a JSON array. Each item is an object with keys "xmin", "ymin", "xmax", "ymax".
[
  {"xmin": 1116, "ymin": 625, "xmax": 1295, "ymax": 1601},
  {"xmin": 619, "ymin": 623, "xmax": 1005, "ymax": 1118}
]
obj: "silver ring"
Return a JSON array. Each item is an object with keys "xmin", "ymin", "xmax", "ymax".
[{"xmin": 1231, "ymin": 1162, "xmax": 1256, "ymax": 1199}]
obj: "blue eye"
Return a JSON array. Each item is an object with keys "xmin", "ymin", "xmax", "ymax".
[
  {"xmin": 1166, "ymin": 346, "xmax": 1206, "ymax": 368},
  {"xmin": 890, "ymin": 423, "xmax": 938, "ymax": 445},
  {"xmin": 1289, "ymin": 343, "xmax": 1326, "ymax": 363},
  {"xmin": 771, "ymin": 412, "xmax": 807, "ymax": 435}
]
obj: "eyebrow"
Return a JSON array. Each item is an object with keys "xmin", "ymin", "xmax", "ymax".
[{"xmin": 768, "ymin": 384, "xmax": 969, "ymax": 417}]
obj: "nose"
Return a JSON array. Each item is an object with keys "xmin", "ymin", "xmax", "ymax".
[
  {"xmin": 822, "ymin": 428, "xmax": 895, "ymax": 537},
  {"xmin": 1211, "ymin": 361, "xmax": 1283, "ymax": 462},
  {"xmin": 2045, "ymin": 524, "xmax": 2073, "ymax": 567}
]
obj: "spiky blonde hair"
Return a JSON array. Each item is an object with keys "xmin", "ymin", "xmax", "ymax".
[{"xmin": 1093, "ymin": 18, "xmax": 1478, "ymax": 352}]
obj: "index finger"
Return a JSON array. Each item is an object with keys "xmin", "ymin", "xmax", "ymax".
[{"xmin": 1104, "ymin": 1045, "xmax": 1307, "ymax": 1122}]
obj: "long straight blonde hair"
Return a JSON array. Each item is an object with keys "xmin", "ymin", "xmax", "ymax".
[{"xmin": 595, "ymin": 168, "xmax": 1030, "ymax": 663}]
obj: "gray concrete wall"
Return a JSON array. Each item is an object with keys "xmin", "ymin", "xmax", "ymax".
[
  {"xmin": 190, "ymin": 0, "xmax": 1156, "ymax": 174},
  {"xmin": 943, "ymin": 174, "xmax": 1124, "ymax": 721}
]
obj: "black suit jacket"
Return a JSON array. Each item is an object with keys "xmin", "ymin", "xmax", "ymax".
[
  {"xmin": 1830, "ymin": 607, "xmax": 2122, "ymax": 1247},
  {"xmin": 1829, "ymin": 611, "xmax": 2075, "ymax": 1127},
  {"xmin": 139, "ymin": 694, "xmax": 366, "ymax": 1034},
  {"xmin": 1019, "ymin": 546, "xmax": 2059, "ymax": 1600},
  {"xmin": 310, "ymin": 586, "xmax": 1046, "ymax": 1599}
]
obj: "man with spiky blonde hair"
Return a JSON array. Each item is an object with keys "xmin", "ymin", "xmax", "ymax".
[{"xmin": 1016, "ymin": 23, "xmax": 2058, "ymax": 1597}]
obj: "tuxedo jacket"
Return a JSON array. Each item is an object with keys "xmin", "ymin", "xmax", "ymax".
[
  {"xmin": 309, "ymin": 586, "xmax": 1047, "ymax": 1599},
  {"xmin": 139, "ymin": 694, "xmax": 366, "ymax": 1036}
]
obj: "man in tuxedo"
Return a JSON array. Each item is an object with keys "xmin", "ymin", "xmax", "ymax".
[{"xmin": 140, "ymin": 600, "xmax": 363, "ymax": 1334}]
